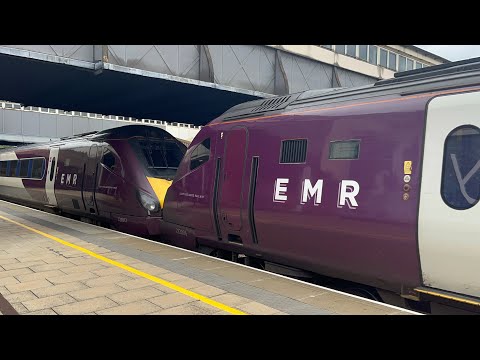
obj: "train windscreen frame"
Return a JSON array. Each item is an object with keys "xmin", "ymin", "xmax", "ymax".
[{"xmin": 129, "ymin": 137, "xmax": 186, "ymax": 179}]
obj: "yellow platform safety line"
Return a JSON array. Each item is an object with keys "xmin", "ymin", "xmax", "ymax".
[
  {"xmin": 415, "ymin": 288, "xmax": 480, "ymax": 307},
  {"xmin": 0, "ymin": 214, "xmax": 246, "ymax": 315}
]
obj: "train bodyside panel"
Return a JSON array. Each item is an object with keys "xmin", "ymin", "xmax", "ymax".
[
  {"xmin": 0, "ymin": 147, "xmax": 49, "ymax": 206},
  {"xmin": 53, "ymin": 142, "xmax": 89, "ymax": 215},
  {"xmin": 165, "ymin": 95, "xmax": 428, "ymax": 291},
  {"xmin": 162, "ymin": 126, "xmax": 218, "ymax": 246},
  {"xmin": 94, "ymin": 140, "xmax": 145, "ymax": 216},
  {"xmin": 95, "ymin": 138, "xmax": 164, "ymax": 236},
  {"xmin": 248, "ymin": 98, "xmax": 426, "ymax": 290},
  {"xmin": 419, "ymin": 90, "xmax": 480, "ymax": 298},
  {"xmin": 0, "ymin": 125, "xmax": 184, "ymax": 238}
]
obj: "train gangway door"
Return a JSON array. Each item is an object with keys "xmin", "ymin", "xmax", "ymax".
[
  {"xmin": 419, "ymin": 90, "xmax": 480, "ymax": 298},
  {"xmin": 218, "ymin": 127, "xmax": 248, "ymax": 233},
  {"xmin": 45, "ymin": 146, "xmax": 60, "ymax": 206},
  {"xmin": 82, "ymin": 144, "xmax": 100, "ymax": 214}
]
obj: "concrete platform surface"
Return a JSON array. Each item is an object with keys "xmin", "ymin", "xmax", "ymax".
[{"xmin": 0, "ymin": 200, "xmax": 419, "ymax": 315}]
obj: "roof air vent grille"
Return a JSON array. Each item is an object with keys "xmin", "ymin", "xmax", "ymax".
[{"xmin": 251, "ymin": 95, "xmax": 292, "ymax": 113}]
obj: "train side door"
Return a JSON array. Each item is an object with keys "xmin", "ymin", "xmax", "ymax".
[
  {"xmin": 82, "ymin": 144, "xmax": 100, "ymax": 214},
  {"xmin": 418, "ymin": 91, "xmax": 480, "ymax": 298},
  {"xmin": 217, "ymin": 127, "xmax": 248, "ymax": 236},
  {"xmin": 45, "ymin": 146, "xmax": 60, "ymax": 206}
]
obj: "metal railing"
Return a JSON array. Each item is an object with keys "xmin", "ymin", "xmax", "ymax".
[{"xmin": 0, "ymin": 101, "xmax": 202, "ymax": 129}]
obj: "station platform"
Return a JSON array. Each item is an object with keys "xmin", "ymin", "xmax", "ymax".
[{"xmin": 0, "ymin": 200, "xmax": 419, "ymax": 315}]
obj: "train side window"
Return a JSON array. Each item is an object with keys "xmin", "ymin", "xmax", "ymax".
[
  {"xmin": 441, "ymin": 125, "xmax": 480, "ymax": 210},
  {"xmin": 31, "ymin": 158, "xmax": 45, "ymax": 179},
  {"xmin": 19, "ymin": 159, "xmax": 29, "ymax": 178},
  {"xmin": 190, "ymin": 138, "xmax": 210, "ymax": 170},
  {"xmin": 27, "ymin": 159, "xmax": 33, "ymax": 178},
  {"xmin": 329, "ymin": 140, "xmax": 360, "ymax": 160},
  {"xmin": 9, "ymin": 160, "xmax": 18, "ymax": 177},
  {"xmin": 0, "ymin": 161, "xmax": 5, "ymax": 177}
]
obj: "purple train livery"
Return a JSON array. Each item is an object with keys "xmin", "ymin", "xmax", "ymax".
[
  {"xmin": 1, "ymin": 58, "xmax": 480, "ymax": 314},
  {"xmin": 0, "ymin": 125, "xmax": 186, "ymax": 236},
  {"xmin": 161, "ymin": 58, "xmax": 480, "ymax": 314}
]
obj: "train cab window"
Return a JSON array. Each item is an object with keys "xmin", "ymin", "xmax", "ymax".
[
  {"xmin": 18, "ymin": 159, "xmax": 29, "ymax": 178},
  {"xmin": 441, "ymin": 125, "xmax": 480, "ymax": 210},
  {"xmin": 9, "ymin": 160, "xmax": 18, "ymax": 177},
  {"xmin": 31, "ymin": 158, "xmax": 45, "ymax": 179},
  {"xmin": 130, "ymin": 137, "xmax": 186, "ymax": 179},
  {"xmin": 101, "ymin": 150, "xmax": 116, "ymax": 170},
  {"xmin": 190, "ymin": 138, "xmax": 210, "ymax": 170},
  {"xmin": 0, "ymin": 162, "xmax": 5, "ymax": 177},
  {"xmin": 139, "ymin": 140, "xmax": 184, "ymax": 169},
  {"xmin": 329, "ymin": 140, "xmax": 360, "ymax": 160}
]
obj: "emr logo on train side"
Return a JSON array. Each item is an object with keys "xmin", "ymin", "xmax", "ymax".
[
  {"xmin": 273, "ymin": 178, "xmax": 360, "ymax": 209},
  {"xmin": 60, "ymin": 173, "xmax": 78, "ymax": 186}
]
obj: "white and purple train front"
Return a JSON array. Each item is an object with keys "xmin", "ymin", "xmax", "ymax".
[{"xmin": 0, "ymin": 125, "xmax": 187, "ymax": 237}]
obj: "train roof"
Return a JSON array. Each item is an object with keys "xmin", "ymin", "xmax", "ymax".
[
  {"xmin": 215, "ymin": 57, "xmax": 480, "ymax": 123},
  {"xmin": 73, "ymin": 124, "xmax": 177, "ymax": 141},
  {"xmin": 0, "ymin": 125, "xmax": 184, "ymax": 154}
]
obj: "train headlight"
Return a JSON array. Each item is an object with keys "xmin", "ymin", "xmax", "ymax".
[{"xmin": 137, "ymin": 191, "xmax": 160, "ymax": 213}]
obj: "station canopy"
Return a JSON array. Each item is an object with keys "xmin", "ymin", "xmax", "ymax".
[{"xmin": 0, "ymin": 52, "xmax": 265, "ymax": 127}]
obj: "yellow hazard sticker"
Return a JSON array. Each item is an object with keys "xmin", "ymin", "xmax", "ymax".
[{"xmin": 404, "ymin": 161, "xmax": 412, "ymax": 175}]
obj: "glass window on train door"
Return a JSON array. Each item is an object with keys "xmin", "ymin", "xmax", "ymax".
[
  {"xmin": 50, "ymin": 158, "xmax": 56, "ymax": 181},
  {"xmin": 190, "ymin": 138, "xmax": 211, "ymax": 170},
  {"xmin": 441, "ymin": 125, "xmax": 480, "ymax": 210}
]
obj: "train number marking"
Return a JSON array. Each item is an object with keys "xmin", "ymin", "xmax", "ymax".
[{"xmin": 176, "ymin": 228, "xmax": 187, "ymax": 236}]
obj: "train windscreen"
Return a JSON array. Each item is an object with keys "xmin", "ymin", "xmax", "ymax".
[{"xmin": 130, "ymin": 138, "xmax": 186, "ymax": 179}]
